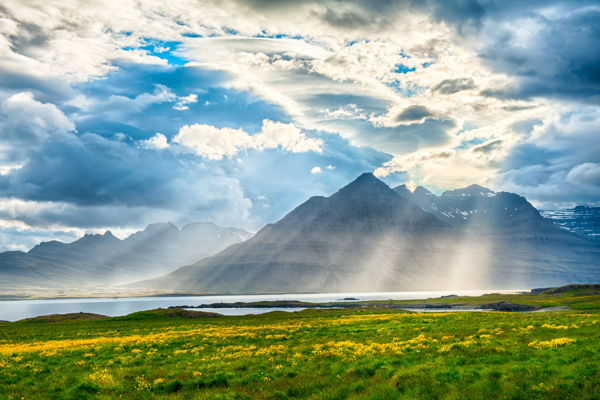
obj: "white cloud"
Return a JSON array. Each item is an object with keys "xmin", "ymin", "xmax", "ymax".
[
  {"xmin": 173, "ymin": 119, "xmax": 322, "ymax": 160},
  {"xmin": 140, "ymin": 133, "xmax": 169, "ymax": 150},
  {"xmin": 253, "ymin": 120, "xmax": 323, "ymax": 154},
  {"xmin": 173, "ymin": 124, "xmax": 254, "ymax": 160},
  {"xmin": 173, "ymin": 93, "xmax": 198, "ymax": 111},
  {"xmin": 319, "ymin": 104, "xmax": 367, "ymax": 120},
  {"xmin": 310, "ymin": 166, "xmax": 322, "ymax": 174},
  {"xmin": 374, "ymin": 147, "xmax": 500, "ymax": 192},
  {"xmin": 326, "ymin": 165, "xmax": 335, "ymax": 170},
  {"xmin": 1, "ymin": 92, "xmax": 75, "ymax": 142}
]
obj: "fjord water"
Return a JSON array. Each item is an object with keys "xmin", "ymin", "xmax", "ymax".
[{"xmin": 0, "ymin": 289, "xmax": 524, "ymax": 321}]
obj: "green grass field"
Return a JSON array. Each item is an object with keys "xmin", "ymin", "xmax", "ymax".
[{"xmin": 1, "ymin": 288, "xmax": 599, "ymax": 399}]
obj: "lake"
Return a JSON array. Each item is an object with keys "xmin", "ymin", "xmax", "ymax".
[{"xmin": 0, "ymin": 289, "xmax": 525, "ymax": 321}]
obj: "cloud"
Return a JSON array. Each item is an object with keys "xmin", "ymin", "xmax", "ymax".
[
  {"xmin": 566, "ymin": 163, "xmax": 600, "ymax": 186},
  {"xmin": 423, "ymin": 2, "xmax": 600, "ymax": 103},
  {"xmin": 102, "ymin": 84, "xmax": 177, "ymax": 115},
  {"xmin": 174, "ymin": 124, "xmax": 254, "ymax": 160},
  {"xmin": 253, "ymin": 120, "xmax": 323, "ymax": 153},
  {"xmin": 173, "ymin": 93, "xmax": 198, "ymax": 110},
  {"xmin": 326, "ymin": 165, "xmax": 335, "ymax": 170},
  {"xmin": 319, "ymin": 104, "xmax": 366, "ymax": 120},
  {"xmin": 0, "ymin": 92, "xmax": 75, "ymax": 143},
  {"xmin": 139, "ymin": 133, "xmax": 169, "ymax": 150},
  {"xmin": 431, "ymin": 77, "xmax": 476, "ymax": 94},
  {"xmin": 310, "ymin": 166, "xmax": 322, "ymax": 174},
  {"xmin": 495, "ymin": 105, "xmax": 600, "ymax": 208},
  {"xmin": 0, "ymin": 94, "xmax": 257, "ymax": 230},
  {"xmin": 470, "ymin": 139, "xmax": 503, "ymax": 155},
  {"xmin": 394, "ymin": 105, "xmax": 435, "ymax": 124},
  {"xmin": 0, "ymin": 92, "xmax": 76, "ymax": 170},
  {"xmin": 173, "ymin": 119, "xmax": 323, "ymax": 160},
  {"xmin": 374, "ymin": 147, "xmax": 499, "ymax": 193}
]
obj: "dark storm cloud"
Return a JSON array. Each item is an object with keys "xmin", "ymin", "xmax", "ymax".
[
  {"xmin": 314, "ymin": 7, "xmax": 396, "ymax": 31},
  {"xmin": 497, "ymin": 111, "xmax": 600, "ymax": 208},
  {"xmin": 424, "ymin": 1, "xmax": 600, "ymax": 103},
  {"xmin": 362, "ymin": 117, "xmax": 457, "ymax": 154},
  {"xmin": 227, "ymin": 0, "xmax": 409, "ymax": 32},
  {"xmin": 0, "ymin": 134, "xmax": 176, "ymax": 207},
  {"xmin": 431, "ymin": 77, "xmax": 476, "ymax": 95},
  {"xmin": 319, "ymin": 8, "xmax": 372, "ymax": 29},
  {"xmin": 424, "ymin": 0, "xmax": 487, "ymax": 31},
  {"xmin": 6, "ymin": 20, "xmax": 51, "ymax": 57},
  {"xmin": 395, "ymin": 105, "xmax": 435, "ymax": 122}
]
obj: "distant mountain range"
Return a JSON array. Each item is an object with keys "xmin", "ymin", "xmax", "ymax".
[
  {"xmin": 540, "ymin": 206, "xmax": 600, "ymax": 240},
  {"xmin": 140, "ymin": 174, "xmax": 599, "ymax": 293},
  {"xmin": 0, "ymin": 222, "xmax": 252, "ymax": 290},
  {"xmin": 393, "ymin": 183, "xmax": 569, "ymax": 240}
]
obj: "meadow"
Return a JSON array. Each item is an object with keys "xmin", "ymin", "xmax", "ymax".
[{"xmin": 0, "ymin": 288, "xmax": 599, "ymax": 399}]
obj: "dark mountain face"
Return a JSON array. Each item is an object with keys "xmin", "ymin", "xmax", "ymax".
[
  {"xmin": 0, "ymin": 222, "xmax": 253, "ymax": 290},
  {"xmin": 541, "ymin": 206, "xmax": 600, "ymax": 240},
  {"xmin": 142, "ymin": 174, "xmax": 599, "ymax": 294}
]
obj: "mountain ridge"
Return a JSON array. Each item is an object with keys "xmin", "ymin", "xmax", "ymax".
[
  {"xmin": 393, "ymin": 183, "xmax": 571, "ymax": 240},
  {"xmin": 0, "ymin": 222, "xmax": 254, "ymax": 290}
]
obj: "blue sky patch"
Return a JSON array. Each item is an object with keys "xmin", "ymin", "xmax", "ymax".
[{"xmin": 394, "ymin": 64, "xmax": 416, "ymax": 74}]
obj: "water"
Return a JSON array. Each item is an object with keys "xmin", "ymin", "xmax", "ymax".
[{"xmin": 0, "ymin": 289, "xmax": 524, "ymax": 321}]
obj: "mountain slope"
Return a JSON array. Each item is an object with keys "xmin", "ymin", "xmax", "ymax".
[
  {"xmin": 142, "ymin": 174, "xmax": 599, "ymax": 293},
  {"xmin": 0, "ymin": 222, "xmax": 253, "ymax": 289},
  {"xmin": 541, "ymin": 206, "xmax": 600, "ymax": 240}
]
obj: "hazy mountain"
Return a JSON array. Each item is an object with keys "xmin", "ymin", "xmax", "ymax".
[
  {"xmin": 0, "ymin": 222, "xmax": 253, "ymax": 290},
  {"xmin": 140, "ymin": 174, "xmax": 599, "ymax": 293},
  {"xmin": 540, "ymin": 206, "xmax": 600, "ymax": 240}
]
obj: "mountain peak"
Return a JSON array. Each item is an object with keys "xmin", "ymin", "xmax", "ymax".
[
  {"xmin": 393, "ymin": 184, "xmax": 413, "ymax": 198},
  {"xmin": 413, "ymin": 186, "xmax": 434, "ymax": 196},
  {"xmin": 332, "ymin": 173, "xmax": 398, "ymax": 198},
  {"xmin": 442, "ymin": 184, "xmax": 494, "ymax": 197},
  {"xmin": 143, "ymin": 222, "xmax": 180, "ymax": 233}
]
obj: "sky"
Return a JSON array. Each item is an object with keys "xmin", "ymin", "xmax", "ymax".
[{"xmin": 0, "ymin": 0, "xmax": 599, "ymax": 251}]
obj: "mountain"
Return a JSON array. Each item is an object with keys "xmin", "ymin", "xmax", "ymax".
[
  {"xmin": 393, "ymin": 184, "xmax": 566, "ymax": 239},
  {"xmin": 0, "ymin": 222, "xmax": 253, "ymax": 290},
  {"xmin": 540, "ymin": 206, "xmax": 600, "ymax": 240},
  {"xmin": 140, "ymin": 174, "xmax": 600, "ymax": 293}
]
